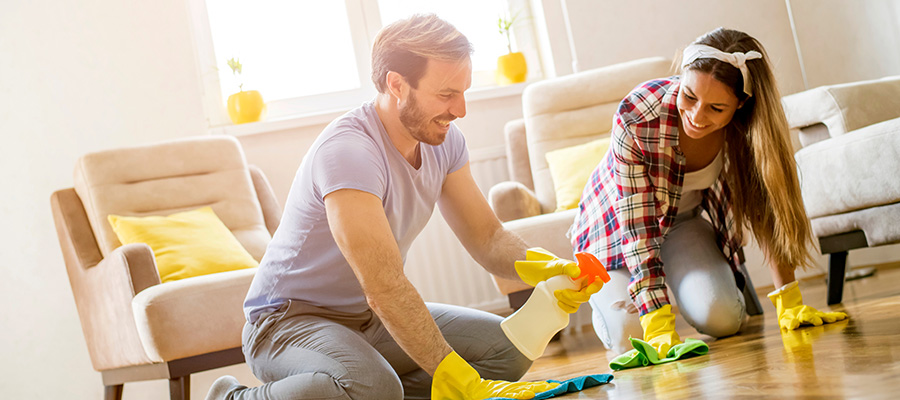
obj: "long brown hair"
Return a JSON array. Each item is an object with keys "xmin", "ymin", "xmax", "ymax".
[{"xmin": 684, "ymin": 28, "xmax": 815, "ymax": 271}]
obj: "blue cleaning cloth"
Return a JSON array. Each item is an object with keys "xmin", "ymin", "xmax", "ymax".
[{"xmin": 487, "ymin": 374, "xmax": 614, "ymax": 400}]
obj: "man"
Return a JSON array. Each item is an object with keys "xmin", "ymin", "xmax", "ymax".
[{"xmin": 207, "ymin": 14, "xmax": 596, "ymax": 400}]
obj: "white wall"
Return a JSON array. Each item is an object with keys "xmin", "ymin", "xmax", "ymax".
[
  {"xmin": 790, "ymin": 0, "xmax": 900, "ymax": 88},
  {"xmin": 2, "ymin": 1, "xmax": 899, "ymax": 399},
  {"xmin": 0, "ymin": 1, "xmax": 241, "ymax": 399}
]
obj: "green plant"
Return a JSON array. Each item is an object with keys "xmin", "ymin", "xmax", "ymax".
[
  {"xmin": 497, "ymin": 10, "xmax": 522, "ymax": 54},
  {"xmin": 227, "ymin": 57, "xmax": 243, "ymax": 92}
]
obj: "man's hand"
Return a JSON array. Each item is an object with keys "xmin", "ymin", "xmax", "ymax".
[
  {"xmin": 554, "ymin": 282, "xmax": 603, "ymax": 313},
  {"xmin": 514, "ymin": 248, "xmax": 581, "ymax": 287},
  {"xmin": 432, "ymin": 351, "xmax": 558, "ymax": 400}
]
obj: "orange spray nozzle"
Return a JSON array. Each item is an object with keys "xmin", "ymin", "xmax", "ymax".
[{"xmin": 574, "ymin": 252, "xmax": 611, "ymax": 286}]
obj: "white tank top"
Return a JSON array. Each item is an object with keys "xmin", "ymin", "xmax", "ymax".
[{"xmin": 678, "ymin": 150, "xmax": 723, "ymax": 214}]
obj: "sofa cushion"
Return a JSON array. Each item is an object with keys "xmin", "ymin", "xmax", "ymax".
[
  {"xmin": 545, "ymin": 137, "xmax": 611, "ymax": 212},
  {"xmin": 795, "ymin": 117, "xmax": 900, "ymax": 219},
  {"xmin": 131, "ymin": 268, "xmax": 255, "ymax": 362},
  {"xmin": 811, "ymin": 203, "xmax": 900, "ymax": 246},
  {"xmin": 108, "ymin": 207, "xmax": 258, "ymax": 283},
  {"xmin": 522, "ymin": 57, "xmax": 673, "ymax": 213},
  {"xmin": 74, "ymin": 136, "xmax": 271, "ymax": 262}
]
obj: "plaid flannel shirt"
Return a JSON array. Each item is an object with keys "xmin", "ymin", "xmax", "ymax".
[{"xmin": 569, "ymin": 77, "xmax": 742, "ymax": 316}]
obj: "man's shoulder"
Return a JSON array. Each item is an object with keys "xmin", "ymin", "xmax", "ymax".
[{"xmin": 318, "ymin": 103, "xmax": 383, "ymax": 151}]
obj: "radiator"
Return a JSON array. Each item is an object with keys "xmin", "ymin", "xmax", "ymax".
[
  {"xmin": 404, "ymin": 146, "xmax": 593, "ymax": 333},
  {"xmin": 405, "ymin": 146, "xmax": 511, "ymax": 314}
]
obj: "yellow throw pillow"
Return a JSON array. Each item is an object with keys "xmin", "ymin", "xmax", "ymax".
[
  {"xmin": 545, "ymin": 137, "xmax": 612, "ymax": 212},
  {"xmin": 107, "ymin": 206, "xmax": 258, "ymax": 283}
]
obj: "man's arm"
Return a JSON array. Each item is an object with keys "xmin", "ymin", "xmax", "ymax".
[
  {"xmin": 325, "ymin": 188, "xmax": 452, "ymax": 375},
  {"xmin": 438, "ymin": 163, "xmax": 527, "ymax": 281}
]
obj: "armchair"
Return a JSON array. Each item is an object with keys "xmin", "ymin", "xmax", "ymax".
[
  {"xmin": 782, "ymin": 76, "xmax": 900, "ymax": 304},
  {"xmin": 51, "ymin": 136, "xmax": 280, "ymax": 400}
]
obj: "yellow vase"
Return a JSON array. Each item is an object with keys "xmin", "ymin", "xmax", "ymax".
[
  {"xmin": 227, "ymin": 90, "xmax": 266, "ymax": 124},
  {"xmin": 496, "ymin": 52, "xmax": 528, "ymax": 85}
]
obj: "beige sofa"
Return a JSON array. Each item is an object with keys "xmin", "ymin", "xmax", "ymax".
[
  {"xmin": 52, "ymin": 136, "xmax": 280, "ymax": 400},
  {"xmin": 782, "ymin": 76, "xmax": 900, "ymax": 304},
  {"xmin": 487, "ymin": 57, "xmax": 674, "ymax": 305}
]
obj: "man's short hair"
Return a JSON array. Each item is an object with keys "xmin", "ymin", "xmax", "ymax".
[{"xmin": 371, "ymin": 14, "xmax": 473, "ymax": 93}]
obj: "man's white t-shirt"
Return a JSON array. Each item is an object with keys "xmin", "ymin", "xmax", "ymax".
[{"xmin": 244, "ymin": 101, "xmax": 469, "ymax": 323}]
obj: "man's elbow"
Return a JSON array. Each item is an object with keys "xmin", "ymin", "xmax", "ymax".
[{"xmin": 363, "ymin": 278, "xmax": 409, "ymax": 313}]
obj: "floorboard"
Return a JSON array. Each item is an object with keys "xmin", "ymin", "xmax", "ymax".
[{"xmin": 522, "ymin": 265, "xmax": 900, "ymax": 399}]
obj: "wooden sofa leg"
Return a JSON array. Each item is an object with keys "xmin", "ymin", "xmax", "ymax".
[
  {"xmin": 104, "ymin": 384, "xmax": 123, "ymax": 400},
  {"xmin": 170, "ymin": 375, "xmax": 190, "ymax": 400},
  {"xmin": 827, "ymin": 251, "xmax": 848, "ymax": 305}
]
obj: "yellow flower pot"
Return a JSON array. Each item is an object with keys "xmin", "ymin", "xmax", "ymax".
[
  {"xmin": 496, "ymin": 52, "xmax": 528, "ymax": 85},
  {"xmin": 227, "ymin": 90, "xmax": 266, "ymax": 124}
]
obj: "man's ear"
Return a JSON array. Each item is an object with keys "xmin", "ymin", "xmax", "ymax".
[{"xmin": 386, "ymin": 71, "xmax": 407, "ymax": 101}]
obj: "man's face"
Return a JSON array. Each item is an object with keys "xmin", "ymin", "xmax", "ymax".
[
  {"xmin": 398, "ymin": 58, "xmax": 472, "ymax": 146},
  {"xmin": 676, "ymin": 69, "xmax": 741, "ymax": 140}
]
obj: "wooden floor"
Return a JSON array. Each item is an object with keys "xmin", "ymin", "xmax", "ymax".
[{"xmin": 522, "ymin": 264, "xmax": 900, "ymax": 399}]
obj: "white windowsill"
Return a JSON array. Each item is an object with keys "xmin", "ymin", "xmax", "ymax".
[{"xmin": 208, "ymin": 81, "xmax": 532, "ymax": 137}]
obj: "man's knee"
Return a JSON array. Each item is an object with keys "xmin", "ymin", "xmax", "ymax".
[
  {"xmin": 474, "ymin": 335, "xmax": 534, "ymax": 381},
  {"xmin": 344, "ymin": 367, "xmax": 404, "ymax": 400}
]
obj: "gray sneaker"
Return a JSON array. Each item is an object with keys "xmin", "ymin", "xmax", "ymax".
[{"xmin": 205, "ymin": 375, "xmax": 244, "ymax": 400}]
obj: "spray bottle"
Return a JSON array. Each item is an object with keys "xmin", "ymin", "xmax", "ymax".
[{"xmin": 501, "ymin": 252, "xmax": 610, "ymax": 360}]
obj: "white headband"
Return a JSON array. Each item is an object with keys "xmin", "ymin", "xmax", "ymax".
[{"xmin": 682, "ymin": 44, "xmax": 762, "ymax": 97}]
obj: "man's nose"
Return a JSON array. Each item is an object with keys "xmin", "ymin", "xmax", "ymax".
[{"xmin": 450, "ymin": 95, "xmax": 466, "ymax": 119}]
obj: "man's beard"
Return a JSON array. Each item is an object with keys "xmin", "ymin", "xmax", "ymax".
[{"xmin": 398, "ymin": 90, "xmax": 452, "ymax": 146}]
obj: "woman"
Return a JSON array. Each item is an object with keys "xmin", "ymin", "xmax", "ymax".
[{"xmin": 569, "ymin": 27, "xmax": 847, "ymax": 357}]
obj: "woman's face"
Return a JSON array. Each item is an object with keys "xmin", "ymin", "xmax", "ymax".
[{"xmin": 676, "ymin": 69, "xmax": 741, "ymax": 139}]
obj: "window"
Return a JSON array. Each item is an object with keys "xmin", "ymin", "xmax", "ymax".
[{"xmin": 190, "ymin": 0, "xmax": 539, "ymax": 126}]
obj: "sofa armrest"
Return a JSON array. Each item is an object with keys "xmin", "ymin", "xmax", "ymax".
[
  {"xmin": 249, "ymin": 164, "xmax": 282, "ymax": 235},
  {"xmin": 504, "ymin": 119, "xmax": 534, "ymax": 190},
  {"xmin": 783, "ymin": 76, "xmax": 900, "ymax": 146},
  {"xmin": 488, "ymin": 181, "xmax": 542, "ymax": 222},
  {"xmin": 490, "ymin": 208, "xmax": 580, "ymax": 296},
  {"xmin": 52, "ymin": 189, "xmax": 159, "ymax": 371}
]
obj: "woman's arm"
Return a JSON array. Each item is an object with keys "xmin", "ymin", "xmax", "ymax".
[
  {"xmin": 609, "ymin": 117, "xmax": 670, "ymax": 316},
  {"xmin": 768, "ymin": 255, "xmax": 797, "ymax": 288}
]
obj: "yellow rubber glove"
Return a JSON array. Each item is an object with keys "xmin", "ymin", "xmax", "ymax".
[
  {"xmin": 639, "ymin": 304, "xmax": 682, "ymax": 357},
  {"xmin": 554, "ymin": 282, "xmax": 603, "ymax": 313},
  {"xmin": 768, "ymin": 281, "xmax": 848, "ymax": 330},
  {"xmin": 514, "ymin": 248, "xmax": 580, "ymax": 287},
  {"xmin": 431, "ymin": 351, "xmax": 559, "ymax": 400}
]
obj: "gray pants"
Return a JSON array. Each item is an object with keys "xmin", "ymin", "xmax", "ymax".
[
  {"xmin": 230, "ymin": 300, "xmax": 532, "ymax": 399},
  {"xmin": 589, "ymin": 210, "xmax": 747, "ymax": 354}
]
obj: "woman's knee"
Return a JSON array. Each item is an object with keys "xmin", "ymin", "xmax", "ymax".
[{"xmin": 680, "ymin": 297, "xmax": 744, "ymax": 338}]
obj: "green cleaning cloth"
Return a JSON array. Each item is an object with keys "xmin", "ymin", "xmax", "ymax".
[
  {"xmin": 609, "ymin": 338, "xmax": 709, "ymax": 370},
  {"xmin": 487, "ymin": 374, "xmax": 614, "ymax": 400}
]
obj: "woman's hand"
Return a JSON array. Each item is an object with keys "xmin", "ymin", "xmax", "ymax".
[
  {"xmin": 768, "ymin": 281, "xmax": 848, "ymax": 330},
  {"xmin": 640, "ymin": 304, "xmax": 682, "ymax": 356}
]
